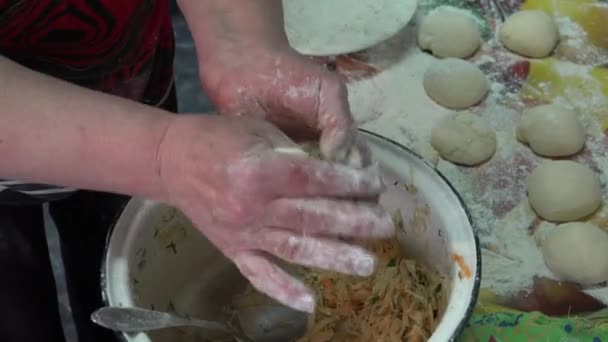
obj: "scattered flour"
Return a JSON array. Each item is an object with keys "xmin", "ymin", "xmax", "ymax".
[
  {"xmin": 480, "ymin": 202, "xmax": 553, "ymax": 296},
  {"xmin": 348, "ymin": 27, "xmax": 451, "ymax": 144},
  {"xmin": 346, "ymin": 2, "xmax": 608, "ymax": 304},
  {"xmin": 554, "ymin": 14, "xmax": 608, "ymax": 67},
  {"xmin": 556, "ymin": 16, "xmax": 586, "ymax": 48}
]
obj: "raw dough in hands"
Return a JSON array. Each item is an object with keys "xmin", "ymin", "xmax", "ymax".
[
  {"xmin": 430, "ymin": 112, "xmax": 496, "ymax": 166},
  {"xmin": 527, "ymin": 160, "xmax": 602, "ymax": 222},
  {"xmin": 542, "ymin": 222, "xmax": 608, "ymax": 286},
  {"xmin": 423, "ymin": 58, "xmax": 489, "ymax": 110},
  {"xmin": 516, "ymin": 104, "xmax": 586, "ymax": 157},
  {"xmin": 418, "ymin": 7, "xmax": 481, "ymax": 58},
  {"xmin": 294, "ymin": 141, "xmax": 365, "ymax": 168},
  {"xmin": 499, "ymin": 10, "xmax": 559, "ymax": 58}
]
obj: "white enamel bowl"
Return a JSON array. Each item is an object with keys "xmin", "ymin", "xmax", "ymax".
[{"xmin": 101, "ymin": 130, "xmax": 481, "ymax": 342}]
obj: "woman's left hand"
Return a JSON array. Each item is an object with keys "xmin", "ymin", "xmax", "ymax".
[{"xmin": 200, "ymin": 46, "xmax": 370, "ymax": 166}]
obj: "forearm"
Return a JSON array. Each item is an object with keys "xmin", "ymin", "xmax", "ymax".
[
  {"xmin": 177, "ymin": 0, "xmax": 288, "ymax": 62},
  {"xmin": 0, "ymin": 57, "xmax": 173, "ymax": 200}
]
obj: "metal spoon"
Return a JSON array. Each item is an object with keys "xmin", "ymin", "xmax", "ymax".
[
  {"xmin": 91, "ymin": 305, "xmax": 307, "ymax": 342},
  {"xmin": 236, "ymin": 304, "xmax": 307, "ymax": 342}
]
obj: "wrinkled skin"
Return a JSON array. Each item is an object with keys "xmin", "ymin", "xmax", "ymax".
[{"xmin": 158, "ymin": 115, "xmax": 394, "ymax": 312}]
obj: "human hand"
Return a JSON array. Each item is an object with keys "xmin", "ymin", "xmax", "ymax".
[
  {"xmin": 200, "ymin": 45, "xmax": 369, "ymax": 166},
  {"xmin": 157, "ymin": 115, "xmax": 393, "ymax": 312}
]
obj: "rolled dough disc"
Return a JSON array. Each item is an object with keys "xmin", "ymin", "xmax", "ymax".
[{"xmin": 283, "ymin": 0, "xmax": 418, "ymax": 56}]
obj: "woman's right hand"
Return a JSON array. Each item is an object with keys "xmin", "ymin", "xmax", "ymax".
[{"xmin": 156, "ymin": 114, "xmax": 394, "ymax": 313}]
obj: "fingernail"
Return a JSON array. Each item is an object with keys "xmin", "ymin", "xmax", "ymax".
[
  {"xmin": 354, "ymin": 255, "xmax": 376, "ymax": 276},
  {"xmin": 335, "ymin": 147, "xmax": 349, "ymax": 163},
  {"xmin": 378, "ymin": 210, "xmax": 396, "ymax": 237},
  {"xmin": 293, "ymin": 293, "xmax": 316, "ymax": 313},
  {"xmin": 346, "ymin": 148, "xmax": 363, "ymax": 168},
  {"xmin": 365, "ymin": 163, "xmax": 384, "ymax": 189}
]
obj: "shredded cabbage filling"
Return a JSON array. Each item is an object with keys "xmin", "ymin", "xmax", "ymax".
[
  {"xmin": 230, "ymin": 228, "xmax": 447, "ymax": 342},
  {"xmin": 295, "ymin": 234, "xmax": 446, "ymax": 342}
]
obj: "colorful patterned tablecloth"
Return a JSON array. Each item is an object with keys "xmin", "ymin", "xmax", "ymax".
[
  {"xmin": 462, "ymin": 1, "xmax": 608, "ymax": 340},
  {"xmin": 461, "ymin": 309, "xmax": 608, "ymax": 341},
  {"xmin": 451, "ymin": 0, "xmax": 608, "ymax": 340}
]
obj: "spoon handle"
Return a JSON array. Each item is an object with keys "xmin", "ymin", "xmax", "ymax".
[{"xmin": 91, "ymin": 307, "xmax": 229, "ymax": 334}]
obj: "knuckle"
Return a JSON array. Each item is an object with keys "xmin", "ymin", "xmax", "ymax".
[
  {"xmin": 275, "ymin": 235, "xmax": 304, "ymax": 261},
  {"xmin": 294, "ymin": 206, "xmax": 308, "ymax": 230},
  {"xmin": 212, "ymin": 197, "xmax": 248, "ymax": 225},
  {"xmin": 228, "ymin": 158, "xmax": 265, "ymax": 194},
  {"xmin": 284, "ymin": 161, "xmax": 313, "ymax": 187}
]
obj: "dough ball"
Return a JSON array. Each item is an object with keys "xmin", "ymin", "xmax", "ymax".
[
  {"xmin": 527, "ymin": 160, "xmax": 602, "ymax": 222},
  {"xmin": 418, "ymin": 7, "xmax": 481, "ymax": 58},
  {"xmin": 542, "ymin": 222, "xmax": 608, "ymax": 285},
  {"xmin": 516, "ymin": 104, "xmax": 586, "ymax": 157},
  {"xmin": 430, "ymin": 112, "xmax": 496, "ymax": 166},
  {"xmin": 499, "ymin": 10, "xmax": 559, "ymax": 58},
  {"xmin": 423, "ymin": 58, "xmax": 489, "ymax": 109}
]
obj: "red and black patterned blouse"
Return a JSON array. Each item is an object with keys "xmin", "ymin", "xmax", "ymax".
[{"xmin": 0, "ymin": 0, "xmax": 176, "ymax": 203}]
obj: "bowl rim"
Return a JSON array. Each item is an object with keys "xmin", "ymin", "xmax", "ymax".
[
  {"xmin": 99, "ymin": 128, "xmax": 482, "ymax": 342},
  {"xmin": 359, "ymin": 129, "xmax": 482, "ymax": 341}
]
